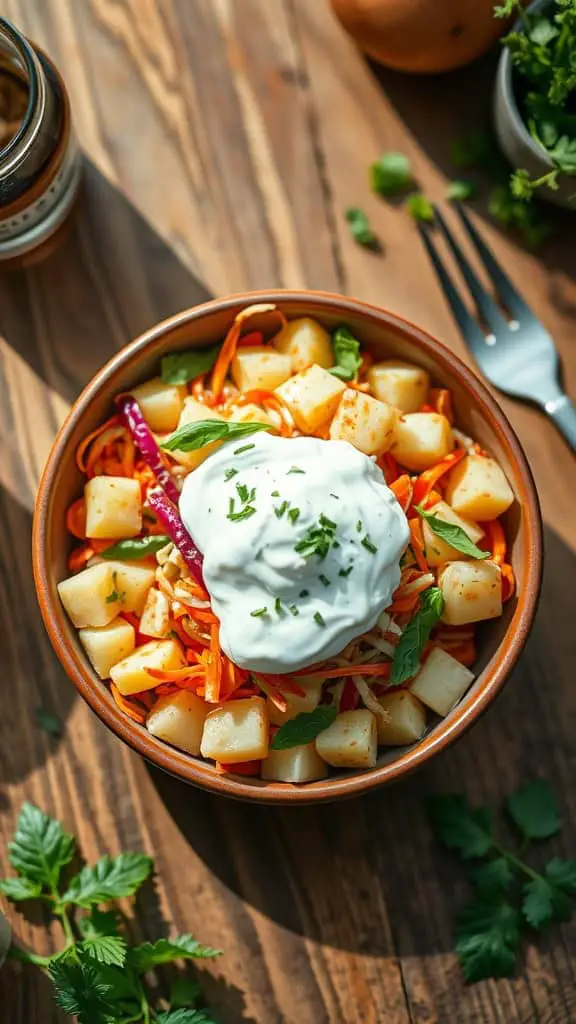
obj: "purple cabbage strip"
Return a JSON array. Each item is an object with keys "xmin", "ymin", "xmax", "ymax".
[
  {"xmin": 147, "ymin": 488, "xmax": 205, "ymax": 587},
  {"xmin": 116, "ymin": 394, "xmax": 181, "ymax": 505}
]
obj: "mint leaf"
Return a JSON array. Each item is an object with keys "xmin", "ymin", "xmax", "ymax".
[
  {"xmin": 78, "ymin": 907, "xmax": 120, "ymax": 940},
  {"xmin": 456, "ymin": 899, "xmax": 521, "ymax": 981},
  {"xmin": 417, "ymin": 506, "xmax": 489, "ymax": 559},
  {"xmin": 79, "ymin": 934, "xmax": 127, "ymax": 967},
  {"xmin": 0, "ymin": 876, "xmax": 42, "ymax": 901},
  {"xmin": 370, "ymin": 152, "xmax": 413, "ymax": 196},
  {"xmin": 131, "ymin": 934, "xmax": 221, "ymax": 973},
  {"xmin": 522, "ymin": 876, "xmax": 572, "ymax": 930},
  {"xmin": 344, "ymin": 207, "xmax": 378, "ymax": 248},
  {"xmin": 447, "ymin": 180, "xmax": 476, "ymax": 201},
  {"xmin": 427, "ymin": 794, "xmax": 494, "ymax": 859},
  {"xmin": 329, "ymin": 324, "xmax": 362, "ymax": 381},
  {"xmin": 161, "ymin": 345, "xmax": 221, "ymax": 386},
  {"xmin": 390, "ymin": 587, "xmax": 444, "ymax": 685},
  {"xmin": 158, "ymin": 1011, "xmax": 219, "ymax": 1024},
  {"xmin": 8, "ymin": 803, "xmax": 75, "ymax": 890},
  {"xmin": 101, "ymin": 535, "xmax": 170, "ymax": 560},
  {"xmin": 48, "ymin": 958, "xmax": 115, "ymax": 1023},
  {"xmin": 506, "ymin": 779, "xmax": 561, "ymax": 840},
  {"xmin": 162, "ymin": 420, "xmax": 271, "ymax": 453},
  {"xmin": 61, "ymin": 852, "xmax": 153, "ymax": 908},
  {"xmin": 271, "ymin": 706, "xmax": 338, "ymax": 750},
  {"xmin": 406, "ymin": 193, "xmax": 434, "ymax": 223},
  {"xmin": 470, "ymin": 858, "xmax": 514, "ymax": 897},
  {"xmin": 545, "ymin": 858, "xmax": 576, "ymax": 896}
]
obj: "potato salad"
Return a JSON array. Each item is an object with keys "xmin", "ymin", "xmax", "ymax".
[{"xmin": 59, "ymin": 305, "xmax": 516, "ymax": 784}]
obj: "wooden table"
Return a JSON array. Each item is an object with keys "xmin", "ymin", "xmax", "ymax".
[{"xmin": 1, "ymin": 2, "xmax": 575, "ymax": 1022}]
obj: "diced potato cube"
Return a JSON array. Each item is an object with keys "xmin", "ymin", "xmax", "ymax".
[
  {"xmin": 146, "ymin": 690, "xmax": 208, "ymax": 755},
  {"xmin": 79, "ymin": 617, "xmax": 135, "ymax": 679},
  {"xmin": 276, "ymin": 364, "xmax": 345, "ymax": 432},
  {"xmin": 85, "ymin": 477, "xmax": 141, "ymax": 539},
  {"xmin": 169, "ymin": 398, "xmax": 225, "ymax": 470},
  {"xmin": 410, "ymin": 647, "xmax": 475, "ymax": 717},
  {"xmin": 266, "ymin": 679, "xmax": 323, "ymax": 726},
  {"xmin": 262, "ymin": 743, "xmax": 328, "ymax": 783},
  {"xmin": 130, "ymin": 377, "xmax": 186, "ymax": 433},
  {"xmin": 445, "ymin": 454, "xmax": 514, "ymax": 521},
  {"xmin": 58, "ymin": 562, "xmax": 122, "ymax": 628},
  {"xmin": 273, "ymin": 318, "xmax": 334, "ymax": 372},
  {"xmin": 329, "ymin": 388, "xmax": 396, "ymax": 455},
  {"xmin": 315, "ymin": 709, "xmax": 377, "ymax": 769},
  {"xmin": 377, "ymin": 691, "xmax": 427, "ymax": 745},
  {"xmin": 110, "ymin": 639, "xmax": 184, "ymax": 695},
  {"xmin": 422, "ymin": 500, "xmax": 484, "ymax": 567},
  {"xmin": 368, "ymin": 360, "xmax": 429, "ymax": 413},
  {"xmin": 103, "ymin": 561, "xmax": 155, "ymax": 616},
  {"xmin": 228, "ymin": 402, "xmax": 273, "ymax": 426},
  {"xmin": 439, "ymin": 559, "xmax": 502, "ymax": 625},
  {"xmin": 200, "ymin": 697, "xmax": 269, "ymax": 763},
  {"xmin": 139, "ymin": 587, "xmax": 171, "ymax": 638},
  {"xmin": 392, "ymin": 413, "xmax": 453, "ymax": 471},
  {"xmin": 231, "ymin": 346, "xmax": 292, "ymax": 392}
]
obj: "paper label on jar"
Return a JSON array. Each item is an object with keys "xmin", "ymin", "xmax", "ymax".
[{"xmin": 0, "ymin": 132, "xmax": 80, "ymax": 244}]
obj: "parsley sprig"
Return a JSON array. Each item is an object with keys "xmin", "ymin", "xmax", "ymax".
[
  {"xmin": 1, "ymin": 804, "xmax": 221, "ymax": 1022},
  {"xmin": 428, "ymin": 780, "xmax": 576, "ymax": 983}
]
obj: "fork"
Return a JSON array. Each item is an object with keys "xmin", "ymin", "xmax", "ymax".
[{"xmin": 418, "ymin": 203, "xmax": 576, "ymax": 452}]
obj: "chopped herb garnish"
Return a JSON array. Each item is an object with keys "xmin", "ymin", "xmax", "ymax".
[
  {"xmin": 234, "ymin": 443, "xmax": 256, "ymax": 455},
  {"xmin": 339, "ymin": 565, "xmax": 354, "ymax": 578},
  {"xmin": 274, "ymin": 501, "xmax": 289, "ymax": 519},
  {"xmin": 287, "ymin": 466, "xmax": 305, "ymax": 474},
  {"xmin": 333, "ymin": 540, "xmax": 341, "ymax": 549},
  {"xmin": 361, "ymin": 535, "xmax": 378, "ymax": 554},
  {"xmin": 271, "ymin": 490, "xmax": 280, "ymax": 497},
  {"xmin": 319, "ymin": 513, "xmax": 337, "ymax": 530},
  {"xmin": 236, "ymin": 482, "xmax": 250, "ymax": 502},
  {"xmin": 250, "ymin": 607, "xmax": 268, "ymax": 617},
  {"xmin": 224, "ymin": 468, "xmax": 238, "ymax": 481},
  {"xmin": 295, "ymin": 515, "xmax": 337, "ymax": 560},
  {"xmin": 227, "ymin": 505, "xmax": 256, "ymax": 522},
  {"xmin": 314, "ymin": 611, "xmax": 326, "ymax": 627},
  {"xmin": 274, "ymin": 597, "xmax": 283, "ymax": 614},
  {"xmin": 319, "ymin": 574, "xmax": 331, "ymax": 587},
  {"xmin": 330, "ymin": 493, "xmax": 340, "ymax": 499},
  {"xmin": 288, "ymin": 507, "xmax": 300, "ymax": 525},
  {"xmin": 105, "ymin": 571, "xmax": 125, "ymax": 604},
  {"xmin": 356, "ymin": 520, "xmax": 362, "ymax": 533},
  {"xmin": 288, "ymin": 605, "xmax": 299, "ymax": 616},
  {"xmin": 299, "ymin": 590, "xmax": 310, "ymax": 598}
]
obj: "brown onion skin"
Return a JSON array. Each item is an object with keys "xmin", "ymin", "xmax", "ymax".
[{"xmin": 329, "ymin": 0, "xmax": 511, "ymax": 74}]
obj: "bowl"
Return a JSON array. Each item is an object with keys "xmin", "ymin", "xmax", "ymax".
[{"xmin": 33, "ymin": 290, "xmax": 542, "ymax": 803}]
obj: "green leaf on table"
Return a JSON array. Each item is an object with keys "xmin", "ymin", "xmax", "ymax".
[
  {"xmin": 161, "ymin": 345, "xmax": 221, "ymax": 386},
  {"xmin": 405, "ymin": 193, "xmax": 435, "ymax": 223},
  {"xmin": 61, "ymin": 852, "xmax": 153, "ymax": 908},
  {"xmin": 416, "ymin": 505, "xmax": 489, "ymax": 559},
  {"xmin": 446, "ymin": 180, "xmax": 476, "ymax": 201},
  {"xmin": 521, "ymin": 876, "xmax": 572, "ymax": 930},
  {"xmin": 8, "ymin": 803, "xmax": 75, "ymax": 890},
  {"xmin": 79, "ymin": 934, "xmax": 127, "ymax": 967},
  {"xmin": 131, "ymin": 934, "xmax": 221, "ymax": 973},
  {"xmin": 101, "ymin": 535, "xmax": 170, "ymax": 560},
  {"xmin": 162, "ymin": 419, "xmax": 271, "ymax": 453},
  {"xmin": 370, "ymin": 151, "xmax": 413, "ymax": 196},
  {"xmin": 389, "ymin": 587, "xmax": 444, "ymax": 685},
  {"xmin": 157, "ymin": 1010, "xmax": 219, "ymax": 1024},
  {"xmin": 506, "ymin": 779, "xmax": 561, "ymax": 840},
  {"xmin": 329, "ymin": 324, "xmax": 362, "ymax": 381},
  {"xmin": 48, "ymin": 958, "xmax": 115, "ymax": 1024},
  {"xmin": 427, "ymin": 794, "xmax": 494, "ymax": 859},
  {"xmin": 35, "ymin": 707, "xmax": 63, "ymax": 738},
  {"xmin": 470, "ymin": 857, "xmax": 514, "ymax": 897},
  {"xmin": 344, "ymin": 207, "xmax": 378, "ymax": 248},
  {"xmin": 271, "ymin": 706, "xmax": 338, "ymax": 750},
  {"xmin": 0, "ymin": 876, "xmax": 42, "ymax": 901},
  {"xmin": 78, "ymin": 907, "xmax": 120, "ymax": 940},
  {"xmin": 455, "ymin": 899, "xmax": 521, "ymax": 982},
  {"xmin": 544, "ymin": 858, "xmax": 576, "ymax": 896}
]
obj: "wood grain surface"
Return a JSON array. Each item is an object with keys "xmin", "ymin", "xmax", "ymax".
[{"xmin": 0, "ymin": 2, "xmax": 575, "ymax": 1022}]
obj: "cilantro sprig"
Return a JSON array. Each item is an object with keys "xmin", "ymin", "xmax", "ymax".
[
  {"xmin": 428, "ymin": 780, "xmax": 576, "ymax": 982},
  {"xmin": 1, "ymin": 804, "xmax": 221, "ymax": 1022}
]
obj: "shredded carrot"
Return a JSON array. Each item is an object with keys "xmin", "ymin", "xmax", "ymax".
[
  {"xmin": 253, "ymin": 673, "xmax": 288, "ymax": 711},
  {"xmin": 83, "ymin": 426, "xmax": 130, "ymax": 478},
  {"xmin": 438, "ymin": 640, "xmax": 476, "ymax": 667},
  {"xmin": 204, "ymin": 621, "xmax": 222, "ymax": 702},
  {"xmin": 257, "ymin": 672, "xmax": 306, "ymax": 698},
  {"xmin": 379, "ymin": 452, "xmax": 400, "ymax": 485},
  {"xmin": 501, "ymin": 563, "xmax": 515, "ymax": 602},
  {"xmin": 76, "ymin": 416, "xmax": 121, "ymax": 472},
  {"xmin": 210, "ymin": 304, "xmax": 287, "ymax": 399},
  {"xmin": 67, "ymin": 544, "xmax": 94, "ymax": 572},
  {"xmin": 409, "ymin": 518, "xmax": 429, "ymax": 572},
  {"xmin": 484, "ymin": 519, "xmax": 507, "ymax": 565},
  {"xmin": 429, "ymin": 388, "xmax": 453, "ymax": 423},
  {"xmin": 66, "ymin": 498, "xmax": 87, "ymax": 539},
  {"xmin": 390, "ymin": 474, "xmax": 413, "ymax": 512},
  {"xmin": 411, "ymin": 448, "xmax": 466, "ymax": 507},
  {"xmin": 187, "ymin": 606, "xmax": 219, "ymax": 625},
  {"xmin": 389, "ymin": 593, "xmax": 420, "ymax": 614},
  {"xmin": 146, "ymin": 666, "xmax": 205, "ymax": 682},
  {"xmin": 215, "ymin": 760, "xmax": 261, "ymax": 775},
  {"xmin": 292, "ymin": 663, "xmax": 392, "ymax": 681},
  {"xmin": 110, "ymin": 683, "xmax": 147, "ymax": 724}
]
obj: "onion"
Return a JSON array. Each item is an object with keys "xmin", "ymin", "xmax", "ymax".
[
  {"xmin": 116, "ymin": 394, "xmax": 180, "ymax": 505},
  {"xmin": 147, "ymin": 489, "xmax": 204, "ymax": 587}
]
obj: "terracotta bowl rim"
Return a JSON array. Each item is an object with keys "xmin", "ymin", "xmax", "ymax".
[{"xmin": 33, "ymin": 289, "xmax": 543, "ymax": 804}]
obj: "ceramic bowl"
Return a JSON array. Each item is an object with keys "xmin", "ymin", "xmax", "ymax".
[{"xmin": 33, "ymin": 291, "xmax": 542, "ymax": 803}]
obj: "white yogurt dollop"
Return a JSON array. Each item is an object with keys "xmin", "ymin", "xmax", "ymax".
[{"xmin": 179, "ymin": 433, "xmax": 409, "ymax": 673}]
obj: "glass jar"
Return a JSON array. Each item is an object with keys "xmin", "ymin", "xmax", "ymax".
[{"xmin": 0, "ymin": 17, "xmax": 81, "ymax": 266}]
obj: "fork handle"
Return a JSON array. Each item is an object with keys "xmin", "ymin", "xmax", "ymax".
[{"xmin": 545, "ymin": 394, "xmax": 576, "ymax": 453}]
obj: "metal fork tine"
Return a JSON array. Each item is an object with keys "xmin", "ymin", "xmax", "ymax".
[
  {"xmin": 453, "ymin": 202, "xmax": 534, "ymax": 323},
  {"xmin": 418, "ymin": 223, "xmax": 487, "ymax": 354},
  {"xmin": 433, "ymin": 205, "xmax": 509, "ymax": 336}
]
